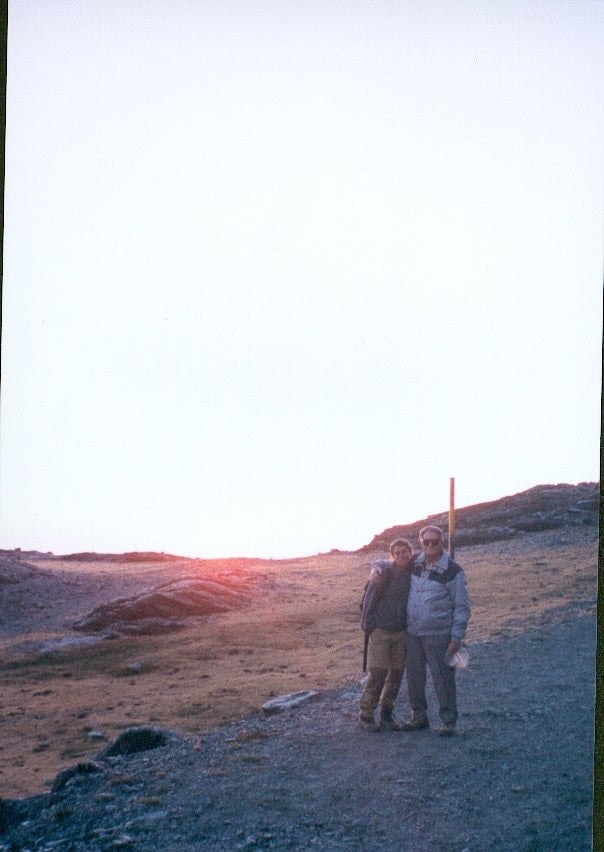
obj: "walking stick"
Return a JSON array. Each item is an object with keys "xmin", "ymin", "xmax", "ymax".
[
  {"xmin": 362, "ymin": 631, "xmax": 369, "ymax": 673},
  {"xmin": 449, "ymin": 476, "xmax": 456, "ymax": 559}
]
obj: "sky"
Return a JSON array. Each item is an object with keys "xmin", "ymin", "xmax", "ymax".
[{"xmin": 1, "ymin": 0, "xmax": 602, "ymax": 559}]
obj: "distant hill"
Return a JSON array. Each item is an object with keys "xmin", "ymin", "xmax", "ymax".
[
  {"xmin": 359, "ymin": 482, "xmax": 599, "ymax": 553},
  {"xmin": 57, "ymin": 551, "xmax": 191, "ymax": 563},
  {"xmin": 0, "ymin": 549, "xmax": 192, "ymax": 563},
  {"xmin": 2, "ymin": 482, "xmax": 599, "ymax": 564}
]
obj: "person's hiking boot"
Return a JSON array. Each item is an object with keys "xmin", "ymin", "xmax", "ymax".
[
  {"xmin": 358, "ymin": 714, "xmax": 378, "ymax": 732},
  {"xmin": 437, "ymin": 723, "xmax": 456, "ymax": 737},
  {"xmin": 401, "ymin": 715, "xmax": 429, "ymax": 731},
  {"xmin": 378, "ymin": 710, "xmax": 401, "ymax": 732}
]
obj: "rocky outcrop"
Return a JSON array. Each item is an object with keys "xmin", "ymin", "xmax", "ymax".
[
  {"xmin": 262, "ymin": 690, "xmax": 320, "ymax": 715},
  {"xmin": 0, "ymin": 552, "xmax": 49, "ymax": 585},
  {"xmin": 360, "ymin": 482, "xmax": 599, "ymax": 552},
  {"xmin": 51, "ymin": 761, "xmax": 104, "ymax": 794},
  {"xmin": 96, "ymin": 726, "xmax": 176, "ymax": 759},
  {"xmin": 0, "ymin": 799, "xmax": 24, "ymax": 834},
  {"xmin": 72, "ymin": 573, "xmax": 272, "ymax": 636},
  {"xmin": 59, "ymin": 551, "xmax": 189, "ymax": 563},
  {"xmin": 50, "ymin": 728, "xmax": 177, "ymax": 793}
]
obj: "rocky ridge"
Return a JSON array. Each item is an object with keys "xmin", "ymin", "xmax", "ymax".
[
  {"xmin": 72, "ymin": 572, "xmax": 275, "ymax": 637},
  {"xmin": 360, "ymin": 481, "xmax": 599, "ymax": 552}
]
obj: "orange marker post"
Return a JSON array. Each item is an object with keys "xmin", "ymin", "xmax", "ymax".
[{"xmin": 449, "ymin": 477, "xmax": 456, "ymax": 559}]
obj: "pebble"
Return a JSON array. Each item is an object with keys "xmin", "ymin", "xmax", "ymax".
[{"xmin": 111, "ymin": 835, "xmax": 135, "ymax": 848}]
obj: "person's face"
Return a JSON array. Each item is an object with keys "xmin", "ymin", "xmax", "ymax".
[
  {"xmin": 392, "ymin": 545, "xmax": 412, "ymax": 569},
  {"xmin": 421, "ymin": 533, "xmax": 444, "ymax": 563}
]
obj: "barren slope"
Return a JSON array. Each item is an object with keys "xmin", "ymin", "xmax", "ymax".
[{"xmin": 0, "ymin": 525, "xmax": 598, "ymax": 799}]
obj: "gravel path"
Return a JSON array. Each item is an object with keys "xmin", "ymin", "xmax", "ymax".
[{"xmin": 1, "ymin": 612, "xmax": 596, "ymax": 851}]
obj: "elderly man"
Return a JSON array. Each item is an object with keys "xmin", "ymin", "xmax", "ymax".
[
  {"xmin": 403, "ymin": 525, "xmax": 471, "ymax": 736},
  {"xmin": 358, "ymin": 538, "xmax": 414, "ymax": 732}
]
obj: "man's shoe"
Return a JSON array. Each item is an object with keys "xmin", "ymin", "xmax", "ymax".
[
  {"xmin": 378, "ymin": 711, "xmax": 401, "ymax": 732},
  {"xmin": 401, "ymin": 716, "xmax": 429, "ymax": 731},
  {"xmin": 358, "ymin": 715, "xmax": 378, "ymax": 732},
  {"xmin": 437, "ymin": 723, "xmax": 456, "ymax": 737}
]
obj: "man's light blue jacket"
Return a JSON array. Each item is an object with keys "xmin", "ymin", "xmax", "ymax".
[{"xmin": 406, "ymin": 551, "xmax": 471, "ymax": 642}]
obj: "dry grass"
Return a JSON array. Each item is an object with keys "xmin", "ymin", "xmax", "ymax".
[{"xmin": 0, "ymin": 530, "xmax": 597, "ymax": 799}]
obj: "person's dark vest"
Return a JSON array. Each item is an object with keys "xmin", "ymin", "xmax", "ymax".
[{"xmin": 361, "ymin": 563, "xmax": 411, "ymax": 634}]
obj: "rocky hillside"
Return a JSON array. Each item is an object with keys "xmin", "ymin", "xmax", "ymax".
[
  {"xmin": 359, "ymin": 481, "xmax": 599, "ymax": 553},
  {"xmin": 2, "ymin": 483, "xmax": 599, "ymax": 571},
  {"xmin": 71, "ymin": 572, "xmax": 275, "ymax": 637}
]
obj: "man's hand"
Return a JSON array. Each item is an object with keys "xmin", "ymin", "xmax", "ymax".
[
  {"xmin": 369, "ymin": 563, "xmax": 386, "ymax": 584},
  {"xmin": 447, "ymin": 640, "xmax": 461, "ymax": 657}
]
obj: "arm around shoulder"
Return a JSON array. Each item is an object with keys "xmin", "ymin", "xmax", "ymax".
[{"xmin": 369, "ymin": 559, "xmax": 389, "ymax": 584}]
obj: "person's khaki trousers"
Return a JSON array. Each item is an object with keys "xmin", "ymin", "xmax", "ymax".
[{"xmin": 359, "ymin": 628, "xmax": 407, "ymax": 717}]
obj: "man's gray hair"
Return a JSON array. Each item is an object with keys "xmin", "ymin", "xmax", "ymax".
[{"xmin": 419, "ymin": 524, "xmax": 444, "ymax": 542}]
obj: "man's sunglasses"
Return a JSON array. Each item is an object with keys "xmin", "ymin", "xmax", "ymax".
[{"xmin": 422, "ymin": 539, "xmax": 441, "ymax": 546}]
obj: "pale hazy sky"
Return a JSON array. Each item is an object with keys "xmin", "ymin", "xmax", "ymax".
[{"xmin": 1, "ymin": 1, "xmax": 602, "ymax": 558}]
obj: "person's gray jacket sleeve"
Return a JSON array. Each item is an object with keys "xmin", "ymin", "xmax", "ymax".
[
  {"xmin": 360, "ymin": 560, "xmax": 391, "ymax": 633},
  {"xmin": 448, "ymin": 569, "xmax": 471, "ymax": 642}
]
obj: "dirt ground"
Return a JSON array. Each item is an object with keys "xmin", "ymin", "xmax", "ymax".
[
  {"xmin": 0, "ymin": 527, "xmax": 598, "ymax": 802},
  {"xmin": 0, "ymin": 593, "xmax": 596, "ymax": 849}
]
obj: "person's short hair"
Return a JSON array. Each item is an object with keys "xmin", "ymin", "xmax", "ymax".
[
  {"xmin": 390, "ymin": 537, "xmax": 413, "ymax": 556},
  {"xmin": 419, "ymin": 525, "xmax": 444, "ymax": 543}
]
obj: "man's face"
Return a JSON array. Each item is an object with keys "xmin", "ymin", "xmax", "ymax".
[
  {"xmin": 392, "ymin": 546, "xmax": 412, "ymax": 569},
  {"xmin": 421, "ymin": 533, "xmax": 444, "ymax": 563}
]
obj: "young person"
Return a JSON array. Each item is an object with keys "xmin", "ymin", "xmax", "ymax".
[{"xmin": 359, "ymin": 538, "xmax": 414, "ymax": 732}]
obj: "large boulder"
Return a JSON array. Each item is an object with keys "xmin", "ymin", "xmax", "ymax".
[
  {"xmin": 96, "ymin": 726, "xmax": 176, "ymax": 759},
  {"xmin": 72, "ymin": 574, "xmax": 271, "ymax": 635}
]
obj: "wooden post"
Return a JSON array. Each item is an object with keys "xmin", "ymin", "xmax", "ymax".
[{"xmin": 449, "ymin": 477, "xmax": 455, "ymax": 559}]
